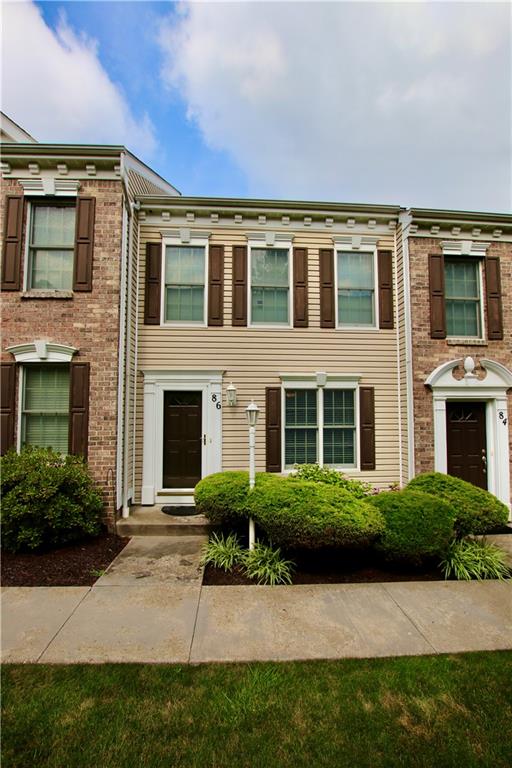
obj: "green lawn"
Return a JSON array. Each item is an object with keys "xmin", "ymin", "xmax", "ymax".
[{"xmin": 3, "ymin": 653, "xmax": 512, "ymax": 768}]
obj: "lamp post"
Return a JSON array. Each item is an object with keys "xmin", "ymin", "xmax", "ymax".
[{"xmin": 245, "ymin": 400, "xmax": 260, "ymax": 550}]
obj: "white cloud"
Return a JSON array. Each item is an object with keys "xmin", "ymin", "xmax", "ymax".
[
  {"xmin": 1, "ymin": 0, "xmax": 156, "ymax": 157},
  {"xmin": 160, "ymin": 1, "xmax": 511, "ymax": 210}
]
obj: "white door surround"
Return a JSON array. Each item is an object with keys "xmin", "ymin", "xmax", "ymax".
[
  {"xmin": 425, "ymin": 357, "xmax": 512, "ymax": 511},
  {"xmin": 141, "ymin": 370, "xmax": 223, "ymax": 505}
]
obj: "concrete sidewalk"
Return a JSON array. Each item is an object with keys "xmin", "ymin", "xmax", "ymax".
[{"xmin": 3, "ymin": 578, "xmax": 511, "ymax": 664}]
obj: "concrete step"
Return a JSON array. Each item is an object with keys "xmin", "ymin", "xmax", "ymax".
[{"xmin": 117, "ymin": 506, "xmax": 212, "ymax": 537}]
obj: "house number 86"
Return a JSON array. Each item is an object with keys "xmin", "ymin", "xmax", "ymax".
[{"xmin": 212, "ymin": 394, "xmax": 221, "ymax": 410}]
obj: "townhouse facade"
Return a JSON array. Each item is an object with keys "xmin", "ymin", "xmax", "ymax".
[{"xmin": 1, "ymin": 119, "xmax": 511, "ymax": 527}]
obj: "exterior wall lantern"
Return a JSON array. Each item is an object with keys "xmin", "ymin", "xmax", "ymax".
[
  {"xmin": 226, "ymin": 382, "xmax": 237, "ymax": 406},
  {"xmin": 245, "ymin": 400, "xmax": 260, "ymax": 549}
]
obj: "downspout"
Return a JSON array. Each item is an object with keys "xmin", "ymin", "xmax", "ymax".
[
  {"xmin": 399, "ymin": 210, "xmax": 416, "ymax": 480},
  {"xmin": 131, "ymin": 204, "xmax": 141, "ymax": 507},
  {"xmin": 393, "ymin": 223, "xmax": 403, "ymax": 487},
  {"xmin": 115, "ymin": 187, "xmax": 129, "ymax": 515}
]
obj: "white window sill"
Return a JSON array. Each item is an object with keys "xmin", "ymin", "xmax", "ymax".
[
  {"xmin": 21, "ymin": 291, "xmax": 73, "ymax": 300},
  {"xmin": 446, "ymin": 338, "xmax": 488, "ymax": 347}
]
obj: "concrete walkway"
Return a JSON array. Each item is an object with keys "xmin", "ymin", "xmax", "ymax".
[{"xmin": 2, "ymin": 536, "xmax": 511, "ymax": 664}]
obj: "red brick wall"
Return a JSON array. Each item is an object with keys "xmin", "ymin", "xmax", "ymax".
[
  {"xmin": 409, "ymin": 236, "xmax": 512, "ymax": 502},
  {"xmin": 1, "ymin": 178, "xmax": 123, "ymax": 526}
]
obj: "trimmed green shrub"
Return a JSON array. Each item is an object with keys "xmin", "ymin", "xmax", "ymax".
[
  {"xmin": 1, "ymin": 447, "xmax": 103, "ymax": 553},
  {"xmin": 441, "ymin": 538, "xmax": 511, "ymax": 581},
  {"xmin": 293, "ymin": 463, "xmax": 372, "ymax": 498},
  {"xmin": 248, "ymin": 475, "xmax": 384, "ymax": 549},
  {"xmin": 244, "ymin": 542, "xmax": 295, "ymax": 585},
  {"xmin": 195, "ymin": 471, "xmax": 252, "ymax": 525},
  {"xmin": 370, "ymin": 490, "xmax": 456, "ymax": 565},
  {"xmin": 407, "ymin": 472, "xmax": 509, "ymax": 537}
]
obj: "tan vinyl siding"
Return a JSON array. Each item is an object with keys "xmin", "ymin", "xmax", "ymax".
[{"xmin": 134, "ymin": 226, "xmax": 402, "ymax": 500}]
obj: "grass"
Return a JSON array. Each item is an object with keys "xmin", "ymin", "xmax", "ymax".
[{"xmin": 3, "ymin": 653, "xmax": 512, "ymax": 768}]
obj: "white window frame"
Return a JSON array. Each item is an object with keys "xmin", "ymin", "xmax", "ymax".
[
  {"xmin": 248, "ymin": 238, "xmax": 293, "ymax": 328},
  {"xmin": 444, "ymin": 257, "xmax": 486, "ymax": 342},
  {"xmin": 160, "ymin": 234, "xmax": 209, "ymax": 328},
  {"xmin": 335, "ymin": 243, "xmax": 379, "ymax": 331},
  {"xmin": 280, "ymin": 374, "xmax": 360, "ymax": 473},
  {"xmin": 23, "ymin": 199, "xmax": 76, "ymax": 292}
]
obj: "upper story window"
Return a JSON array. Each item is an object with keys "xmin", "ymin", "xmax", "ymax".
[
  {"xmin": 444, "ymin": 258, "xmax": 482, "ymax": 338},
  {"xmin": 164, "ymin": 245, "xmax": 206, "ymax": 324},
  {"xmin": 21, "ymin": 364, "xmax": 70, "ymax": 453},
  {"xmin": 337, "ymin": 251, "xmax": 376, "ymax": 327},
  {"xmin": 28, "ymin": 204, "xmax": 75, "ymax": 290},
  {"xmin": 250, "ymin": 247, "xmax": 290, "ymax": 325}
]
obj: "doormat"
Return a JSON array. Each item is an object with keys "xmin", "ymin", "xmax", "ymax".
[{"xmin": 161, "ymin": 506, "xmax": 201, "ymax": 517}]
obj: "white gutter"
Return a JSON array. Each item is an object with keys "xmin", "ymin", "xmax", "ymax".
[{"xmin": 399, "ymin": 210, "xmax": 416, "ymax": 479}]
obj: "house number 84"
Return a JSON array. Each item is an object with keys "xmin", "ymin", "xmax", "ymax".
[{"xmin": 498, "ymin": 411, "xmax": 507, "ymax": 426}]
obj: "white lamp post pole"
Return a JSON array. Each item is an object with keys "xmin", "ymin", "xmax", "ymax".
[{"xmin": 245, "ymin": 400, "xmax": 260, "ymax": 551}]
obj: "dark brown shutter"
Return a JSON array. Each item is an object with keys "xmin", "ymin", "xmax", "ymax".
[
  {"xmin": 378, "ymin": 250, "xmax": 394, "ymax": 329},
  {"xmin": 144, "ymin": 242, "xmax": 162, "ymax": 325},
  {"xmin": 293, "ymin": 247, "xmax": 308, "ymax": 327},
  {"xmin": 0, "ymin": 362, "xmax": 16, "ymax": 455},
  {"xmin": 266, "ymin": 387, "xmax": 281, "ymax": 472},
  {"xmin": 485, "ymin": 256, "xmax": 503, "ymax": 340},
  {"xmin": 208, "ymin": 244, "xmax": 224, "ymax": 326},
  {"xmin": 73, "ymin": 197, "xmax": 95, "ymax": 291},
  {"xmin": 69, "ymin": 362, "xmax": 90, "ymax": 458},
  {"xmin": 319, "ymin": 249, "xmax": 335, "ymax": 328},
  {"xmin": 359, "ymin": 387, "xmax": 375, "ymax": 471},
  {"xmin": 1, "ymin": 196, "xmax": 24, "ymax": 291},
  {"xmin": 428, "ymin": 253, "xmax": 446, "ymax": 339},
  {"xmin": 232, "ymin": 245, "xmax": 247, "ymax": 326}
]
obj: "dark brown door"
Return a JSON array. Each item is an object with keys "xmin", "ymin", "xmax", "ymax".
[
  {"xmin": 446, "ymin": 402, "xmax": 487, "ymax": 489},
  {"xmin": 163, "ymin": 391, "xmax": 202, "ymax": 488}
]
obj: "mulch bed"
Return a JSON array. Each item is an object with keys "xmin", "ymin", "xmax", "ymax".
[
  {"xmin": 203, "ymin": 548, "xmax": 446, "ymax": 586},
  {"xmin": 1, "ymin": 533, "xmax": 129, "ymax": 587}
]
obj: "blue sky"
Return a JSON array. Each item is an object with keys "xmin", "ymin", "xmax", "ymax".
[{"xmin": 2, "ymin": 1, "xmax": 511, "ymax": 211}]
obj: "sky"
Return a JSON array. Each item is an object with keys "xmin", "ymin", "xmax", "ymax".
[{"xmin": 1, "ymin": 0, "xmax": 511, "ymax": 211}]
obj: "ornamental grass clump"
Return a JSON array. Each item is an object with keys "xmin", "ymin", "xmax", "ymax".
[
  {"xmin": 244, "ymin": 542, "xmax": 295, "ymax": 586},
  {"xmin": 407, "ymin": 472, "xmax": 508, "ymax": 537},
  {"xmin": 370, "ymin": 489, "xmax": 456, "ymax": 565},
  {"xmin": 200, "ymin": 532, "xmax": 245, "ymax": 572},
  {"xmin": 0, "ymin": 446, "xmax": 103, "ymax": 553},
  {"xmin": 441, "ymin": 538, "xmax": 511, "ymax": 581}
]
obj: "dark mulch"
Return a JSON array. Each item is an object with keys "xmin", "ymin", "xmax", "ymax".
[
  {"xmin": 1, "ymin": 533, "xmax": 129, "ymax": 587},
  {"xmin": 203, "ymin": 547, "xmax": 445, "ymax": 586}
]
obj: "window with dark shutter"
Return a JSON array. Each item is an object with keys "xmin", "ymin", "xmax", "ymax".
[
  {"xmin": 485, "ymin": 256, "xmax": 503, "ymax": 340},
  {"xmin": 69, "ymin": 362, "xmax": 90, "ymax": 458},
  {"xmin": 144, "ymin": 242, "xmax": 162, "ymax": 325},
  {"xmin": 0, "ymin": 362, "xmax": 16, "ymax": 455},
  {"xmin": 359, "ymin": 386, "xmax": 375, "ymax": 470},
  {"xmin": 232, "ymin": 245, "xmax": 247, "ymax": 326},
  {"xmin": 1, "ymin": 196, "xmax": 24, "ymax": 291},
  {"xmin": 73, "ymin": 197, "xmax": 95, "ymax": 291},
  {"xmin": 208, "ymin": 245, "xmax": 224, "ymax": 326},
  {"xmin": 319, "ymin": 249, "xmax": 335, "ymax": 328},
  {"xmin": 266, "ymin": 387, "xmax": 282, "ymax": 472},
  {"xmin": 378, "ymin": 250, "xmax": 394, "ymax": 329},
  {"xmin": 293, "ymin": 247, "xmax": 308, "ymax": 327},
  {"xmin": 429, "ymin": 253, "xmax": 446, "ymax": 338}
]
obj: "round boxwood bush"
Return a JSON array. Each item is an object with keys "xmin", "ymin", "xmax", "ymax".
[
  {"xmin": 1, "ymin": 446, "xmax": 103, "ymax": 553},
  {"xmin": 407, "ymin": 472, "xmax": 509, "ymax": 537},
  {"xmin": 370, "ymin": 489, "xmax": 456, "ymax": 565},
  {"xmin": 247, "ymin": 475, "xmax": 385, "ymax": 549},
  {"xmin": 293, "ymin": 463, "xmax": 372, "ymax": 498},
  {"xmin": 194, "ymin": 471, "xmax": 252, "ymax": 525}
]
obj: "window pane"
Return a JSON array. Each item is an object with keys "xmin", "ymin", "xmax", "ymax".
[
  {"xmin": 285, "ymin": 428, "xmax": 317, "ymax": 467},
  {"xmin": 22, "ymin": 366, "xmax": 69, "ymax": 453},
  {"xmin": 251, "ymin": 287, "xmax": 288, "ymax": 324},
  {"xmin": 338, "ymin": 252, "xmax": 373, "ymax": 289},
  {"xmin": 31, "ymin": 249, "xmax": 73, "ymax": 290},
  {"xmin": 323, "ymin": 428, "xmax": 355, "ymax": 466},
  {"xmin": 323, "ymin": 389, "xmax": 354, "ymax": 426},
  {"xmin": 251, "ymin": 249, "xmax": 288, "ymax": 287},
  {"xmin": 165, "ymin": 246, "xmax": 205, "ymax": 285},
  {"xmin": 338, "ymin": 289, "xmax": 374, "ymax": 326},
  {"xmin": 446, "ymin": 299, "xmax": 479, "ymax": 337},
  {"xmin": 285, "ymin": 389, "xmax": 317, "ymax": 427},
  {"xmin": 166, "ymin": 286, "xmax": 204, "ymax": 322},
  {"xmin": 445, "ymin": 260, "xmax": 479, "ymax": 299},
  {"xmin": 32, "ymin": 206, "xmax": 75, "ymax": 247}
]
